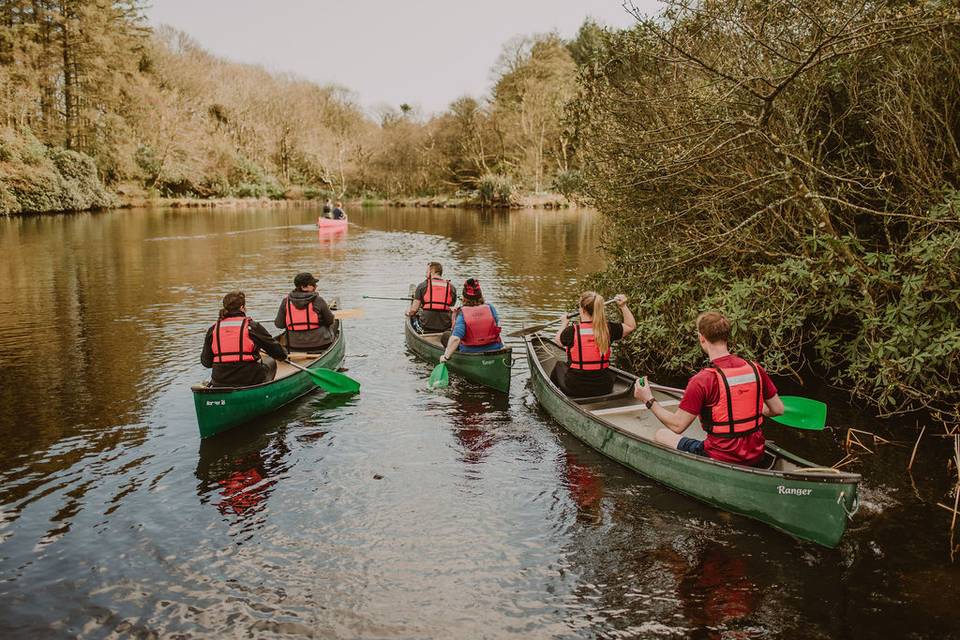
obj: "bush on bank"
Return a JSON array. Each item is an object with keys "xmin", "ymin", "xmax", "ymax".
[
  {"xmin": 574, "ymin": 0, "xmax": 960, "ymax": 426},
  {"xmin": 0, "ymin": 128, "xmax": 117, "ymax": 215}
]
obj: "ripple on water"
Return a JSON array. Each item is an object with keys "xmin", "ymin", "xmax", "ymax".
[{"xmin": 0, "ymin": 207, "xmax": 956, "ymax": 639}]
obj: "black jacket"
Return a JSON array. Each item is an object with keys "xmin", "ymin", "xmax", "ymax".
[
  {"xmin": 201, "ymin": 312, "xmax": 287, "ymax": 387},
  {"xmin": 274, "ymin": 290, "xmax": 336, "ymax": 351}
]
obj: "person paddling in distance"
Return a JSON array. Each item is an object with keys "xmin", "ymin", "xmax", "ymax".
[
  {"xmin": 274, "ymin": 272, "xmax": 336, "ymax": 352},
  {"xmin": 552, "ymin": 292, "xmax": 636, "ymax": 397},
  {"xmin": 322, "ymin": 199, "xmax": 333, "ymax": 218},
  {"xmin": 406, "ymin": 261, "xmax": 457, "ymax": 333},
  {"xmin": 632, "ymin": 311, "xmax": 785, "ymax": 466},
  {"xmin": 332, "ymin": 201, "xmax": 347, "ymax": 220},
  {"xmin": 439, "ymin": 278, "xmax": 504, "ymax": 361},
  {"xmin": 202, "ymin": 291, "xmax": 288, "ymax": 388}
]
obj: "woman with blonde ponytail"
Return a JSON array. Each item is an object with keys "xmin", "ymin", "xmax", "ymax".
[{"xmin": 551, "ymin": 291, "xmax": 636, "ymax": 397}]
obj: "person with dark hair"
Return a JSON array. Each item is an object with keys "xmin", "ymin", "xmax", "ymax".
[
  {"xmin": 406, "ymin": 262, "xmax": 457, "ymax": 333},
  {"xmin": 201, "ymin": 291, "xmax": 288, "ymax": 388},
  {"xmin": 439, "ymin": 278, "xmax": 503, "ymax": 360},
  {"xmin": 322, "ymin": 199, "xmax": 333, "ymax": 218},
  {"xmin": 632, "ymin": 310, "xmax": 785, "ymax": 466},
  {"xmin": 551, "ymin": 291, "xmax": 636, "ymax": 398},
  {"xmin": 274, "ymin": 272, "xmax": 336, "ymax": 352}
]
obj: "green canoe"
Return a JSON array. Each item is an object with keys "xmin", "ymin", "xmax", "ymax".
[
  {"xmin": 192, "ymin": 320, "xmax": 347, "ymax": 438},
  {"xmin": 404, "ymin": 317, "xmax": 512, "ymax": 393},
  {"xmin": 525, "ymin": 333, "xmax": 860, "ymax": 548}
]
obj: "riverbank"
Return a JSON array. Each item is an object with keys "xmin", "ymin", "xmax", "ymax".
[
  {"xmin": 110, "ymin": 189, "xmax": 575, "ymax": 212},
  {"xmin": 362, "ymin": 192, "xmax": 573, "ymax": 210}
]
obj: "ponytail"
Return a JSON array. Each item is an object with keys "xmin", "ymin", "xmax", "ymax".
[{"xmin": 580, "ymin": 291, "xmax": 610, "ymax": 354}]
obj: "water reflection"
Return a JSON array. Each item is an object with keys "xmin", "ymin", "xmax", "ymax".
[
  {"xmin": 0, "ymin": 205, "xmax": 957, "ymax": 639},
  {"xmin": 561, "ymin": 452, "xmax": 605, "ymax": 525},
  {"xmin": 195, "ymin": 423, "xmax": 291, "ymax": 522},
  {"xmin": 317, "ymin": 225, "xmax": 348, "ymax": 245},
  {"xmin": 448, "ymin": 386, "xmax": 511, "ymax": 466}
]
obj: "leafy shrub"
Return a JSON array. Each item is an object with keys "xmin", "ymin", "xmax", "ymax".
[
  {"xmin": 0, "ymin": 128, "xmax": 116, "ymax": 214},
  {"xmin": 552, "ymin": 170, "xmax": 585, "ymax": 199},
  {"xmin": 477, "ymin": 173, "xmax": 515, "ymax": 206}
]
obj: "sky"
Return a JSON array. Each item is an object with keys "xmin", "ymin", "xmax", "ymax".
[{"xmin": 146, "ymin": 0, "xmax": 662, "ymax": 116}]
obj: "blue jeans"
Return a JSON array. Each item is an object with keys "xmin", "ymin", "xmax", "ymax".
[{"xmin": 677, "ymin": 436, "xmax": 707, "ymax": 457}]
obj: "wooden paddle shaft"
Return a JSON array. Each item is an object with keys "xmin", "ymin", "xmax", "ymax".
[{"xmin": 508, "ymin": 299, "xmax": 618, "ymax": 337}]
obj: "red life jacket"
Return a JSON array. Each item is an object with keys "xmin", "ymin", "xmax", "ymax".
[
  {"xmin": 422, "ymin": 277, "xmax": 454, "ymax": 311},
  {"xmin": 284, "ymin": 297, "xmax": 321, "ymax": 332},
  {"xmin": 702, "ymin": 361, "xmax": 764, "ymax": 437},
  {"xmin": 567, "ymin": 322, "xmax": 610, "ymax": 371},
  {"xmin": 211, "ymin": 316, "xmax": 258, "ymax": 363},
  {"xmin": 460, "ymin": 304, "xmax": 501, "ymax": 347}
]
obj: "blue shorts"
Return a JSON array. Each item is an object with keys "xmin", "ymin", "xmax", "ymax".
[{"xmin": 677, "ymin": 437, "xmax": 707, "ymax": 457}]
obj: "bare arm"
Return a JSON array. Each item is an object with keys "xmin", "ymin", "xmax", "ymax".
[
  {"xmin": 406, "ymin": 298, "xmax": 421, "ymax": 317},
  {"xmin": 614, "ymin": 294, "xmax": 637, "ymax": 336},
  {"xmin": 633, "ymin": 377, "xmax": 697, "ymax": 434},
  {"xmin": 763, "ymin": 394, "xmax": 785, "ymax": 417},
  {"xmin": 554, "ymin": 314, "xmax": 570, "ymax": 344},
  {"xmin": 441, "ymin": 336, "xmax": 461, "ymax": 361}
]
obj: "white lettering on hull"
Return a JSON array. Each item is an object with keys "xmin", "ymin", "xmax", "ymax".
[{"xmin": 778, "ymin": 485, "xmax": 813, "ymax": 496}]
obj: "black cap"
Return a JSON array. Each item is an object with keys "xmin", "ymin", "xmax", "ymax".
[{"xmin": 294, "ymin": 272, "xmax": 319, "ymax": 288}]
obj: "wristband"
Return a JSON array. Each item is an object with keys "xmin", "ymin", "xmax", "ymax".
[{"xmin": 645, "ymin": 398, "xmax": 656, "ymax": 409}]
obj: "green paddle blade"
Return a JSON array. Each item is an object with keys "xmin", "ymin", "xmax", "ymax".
[
  {"xmin": 305, "ymin": 367, "xmax": 361, "ymax": 395},
  {"xmin": 770, "ymin": 395, "xmax": 826, "ymax": 430},
  {"xmin": 428, "ymin": 362, "xmax": 449, "ymax": 389}
]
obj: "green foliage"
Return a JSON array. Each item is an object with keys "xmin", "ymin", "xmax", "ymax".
[
  {"xmin": 302, "ymin": 187, "xmax": 331, "ymax": 201},
  {"xmin": 0, "ymin": 127, "xmax": 116, "ymax": 215},
  {"xmin": 552, "ymin": 170, "xmax": 584, "ymax": 198},
  {"xmin": 578, "ymin": 0, "xmax": 960, "ymax": 424},
  {"xmin": 477, "ymin": 173, "xmax": 515, "ymax": 207}
]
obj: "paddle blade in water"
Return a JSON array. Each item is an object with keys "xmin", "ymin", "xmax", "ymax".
[
  {"xmin": 306, "ymin": 367, "xmax": 361, "ymax": 395},
  {"xmin": 428, "ymin": 363, "xmax": 449, "ymax": 389},
  {"xmin": 770, "ymin": 396, "xmax": 826, "ymax": 430}
]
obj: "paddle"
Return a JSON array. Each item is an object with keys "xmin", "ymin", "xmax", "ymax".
[
  {"xmin": 428, "ymin": 362, "xmax": 449, "ymax": 389},
  {"xmin": 507, "ymin": 299, "xmax": 618, "ymax": 338},
  {"xmin": 286, "ymin": 360, "xmax": 361, "ymax": 395},
  {"xmin": 362, "ymin": 296, "xmax": 413, "ymax": 301},
  {"xmin": 649, "ymin": 382, "xmax": 826, "ymax": 430},
  {"xmin": 772, "ymin": 396, "xmax": 827, "ymax": 430}
]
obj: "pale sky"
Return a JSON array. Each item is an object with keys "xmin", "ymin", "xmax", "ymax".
[{"xmin": 146, "ymin": 1, "xmax": 662, "ymax": 115}]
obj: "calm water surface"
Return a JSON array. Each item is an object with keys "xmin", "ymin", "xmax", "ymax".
[{"xmin": 0, "ymin": 206, "xmax": 957, "ymax": 638}]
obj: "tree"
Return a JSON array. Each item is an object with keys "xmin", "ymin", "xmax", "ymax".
[
  {"xmin": 490, "ymin": 33, "xmax": 577, "ymax": 192},
  {"xmin": 575, "ymin": 0, "xmax": 960, "ymax": 422}
]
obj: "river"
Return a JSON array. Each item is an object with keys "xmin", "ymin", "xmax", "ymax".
[{"xmin": 0, "ymin": 205, "xmax": 957, "ymax": 638}]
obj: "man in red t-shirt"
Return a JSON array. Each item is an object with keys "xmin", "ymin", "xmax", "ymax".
[{"xmin": 632, "ymin": 311, "xmax": 785, "ymax": 466}]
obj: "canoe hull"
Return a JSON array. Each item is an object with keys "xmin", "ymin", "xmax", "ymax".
[
  {"xmin": 404, "ymin": 318, "xmax": 512, "ymax": 393},
  {"xmin": 192, "ymin": 323, "xmax": 346, "ymax": 438},
  {"xmin": 317, "ymin": 218, "xmax": 348, "ymax": 229},
  {"xmin": 525, "ymin": 335, "xmax": 859, "ymax": 548}
]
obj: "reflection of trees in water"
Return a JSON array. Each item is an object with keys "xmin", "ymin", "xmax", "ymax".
[{"xmin": 351, "ymin": 207, "xmax": 601, "ymax": 311}]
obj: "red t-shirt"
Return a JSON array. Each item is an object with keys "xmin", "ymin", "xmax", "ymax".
[{"xmin": 678, "ymin": 354, "xmax": 778, "ymax": 465}]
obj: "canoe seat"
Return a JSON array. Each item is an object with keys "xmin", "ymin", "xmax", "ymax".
[{"xmin": 572, "ymin": 385, "xmax": 634, "ymax": 405}]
